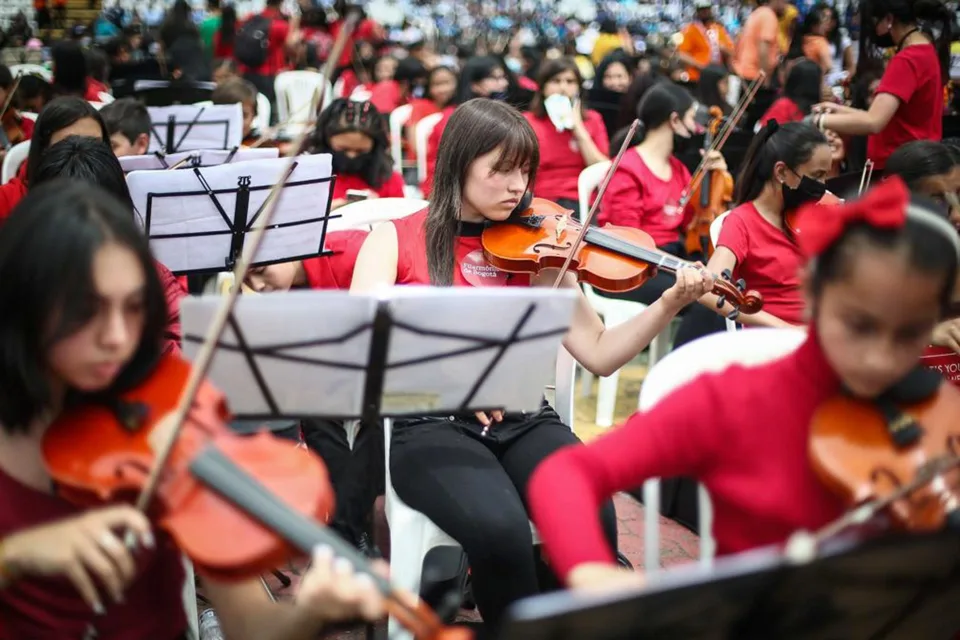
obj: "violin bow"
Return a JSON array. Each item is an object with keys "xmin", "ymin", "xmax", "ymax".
[
  {"xmin": 133, "ymin": 6, "xmax": 362, "ymax": 514},
  {"xmin": 676, "ymin": 71, "xmax": 764, "ymax": 210},
  {"xmin": 549, "ymin": 119, "xmax": 640, "ymax": 289}
]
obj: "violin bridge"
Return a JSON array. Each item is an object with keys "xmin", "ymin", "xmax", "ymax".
[{"xmin": 555, "ymin": 216, "xmax": 567, "ymax": 241}]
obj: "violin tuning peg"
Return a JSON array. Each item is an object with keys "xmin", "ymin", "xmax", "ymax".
[
  {"xmin": 736, "ymin": 278, "xmax": 746, "ymax": 292},
  {"xmin": 728, "ymin": 309, "xmax": 740, "ymax": 322},
  {"xmin": 721, "ymin": 269, "xmax": 733, "ymax": 281},
  {"xmin": 716, "ymin": 295, "xmax": 726, "ymax": 309}
]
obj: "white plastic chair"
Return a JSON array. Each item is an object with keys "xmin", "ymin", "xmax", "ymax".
[
  {"xmin": 20, "ymin": 112, "xmax": 37, "ymax": 122},
  {"xmin": 384, "ymin": 348, "xmax": 575, "ymax": 640},
  {"xmin": 415, "ymin": 112, "xmax": 443, "ymax": 184},
  {"xmin": 274, "ymin": 70, "xmax": 332, "ymax": 135},
  {"xmin": 88, "ymin": 102, "xmax": 106, "ymax": 110},
  {"xmin": 1, "ymin": 139, "xmax": 30, "ymax": 184},
  {"xmin": 709, "ymin": 211, "xmax": 738, "ymax": 333},
  {"xmin": 328, "ymin": 197, "xmax": 429, "ymax": 233},
  {"xmin": 638, "ymin": 328, "xmax": 807, "ymax": 575},
  {"xmin": 575, "ymin": 162, "xmax": 668, "ymax": 427},
  {"xmin": 97, "ymin": 91, "xmax": 115, "ymax": 104},
  {"xmin": 255, "ymin": 92, "xmax": 271, "ymax": 133},
  {"xmin": 389, "ymin": 104, "xmax": 413, "ymax": 172},
  {"xmin": 9, "ymin": 63, "xmax": 51, "ymax": 81}
]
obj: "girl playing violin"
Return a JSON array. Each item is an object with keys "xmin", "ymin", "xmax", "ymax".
[
  {"xmin": 523, "ymin": 57, "xmax": 610, "ymax": 216},
  {"xmin": 309, "ymin": 99, "xmax": 405, "ymax": 209},
  {"xmin": 703, "ymin": 121, "xmax": 833, "ymax": 327},
  {"xmin": 349, "ymin": 97, "xmax": 712, "ymax": 631},
  {"xmin": 528, "ymin": 176, "xmax": 960, "ymax": 590},
  {"xmin": 598, "ymin": 82, "xmax": 730, "ymax": 346},
  {"xmin": 0, "ymin": 181, "xmax": 387, "ymax": 638}
]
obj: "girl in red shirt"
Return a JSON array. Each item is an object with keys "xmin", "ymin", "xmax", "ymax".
[
  {"xmin": 421, "ymin": 56, "xmax": 510, "ymax": 196},
  {"xmin": 597, "ymin": 82, "xmax": 730, "ymax": 345},
  {"xmin": 350, "ymin": 98, "xmax": 711, "ymax": 630},
  {"xmin": 0, "ymin": 181, "xmax": 387, "ymax": 638},
  {"xmin": 704, "ymin": 121, "xmax": 833, "ymax": 327},
  {"xmin": 813, "ymin": 0, "xmax": 953, "ymax": 169},
  {"xmin": 403, "ymin": 65, "xmax": 456, "ymax": 162},
  {"xmin": 758, "ymin": 59, "xmax": 822, "ymax": 128},
  {"xmin": 529, "ymin": 176, "xmax": 960, "ymax": 590},
  {"xmin": 523, "ymin": 57, "xmax": 609, "ymax": 215},
  {"xmin": 310, "ymin": 99, "xmax": 405, "ymax": 209}
]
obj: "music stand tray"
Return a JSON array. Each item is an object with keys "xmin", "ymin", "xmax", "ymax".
[
  {"xmin": 128, "ymin": 153, "xmax": 337, "ymax": 275},
  {"xmin": 179, "ymin": 287, "xmax": 578, "ymax": 423},
  {"xmin": 499, "ymin": 531, "xmax": 960, "ymax": 640},
  {"xmin": 119, "ymin": 148, "xmax": 280, "ymax": 173}
]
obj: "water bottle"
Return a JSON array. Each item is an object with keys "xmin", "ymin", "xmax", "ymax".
[{"xmin": 198, "ymin": 609, "xmax": 225, "ymax": 640}]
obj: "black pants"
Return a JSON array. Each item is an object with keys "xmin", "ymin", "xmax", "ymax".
[
  {"xmin": 301, "ymin": 418, "xmax": 384, "ymax": 545},
  {"xmin": 390, "ymin": 406, "xmax": 618, "ymax": 631}
]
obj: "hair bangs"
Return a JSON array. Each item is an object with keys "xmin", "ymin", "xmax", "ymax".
[{"xmin": 489, "ymin": 119, "xmax": 539, "ymax": 182}]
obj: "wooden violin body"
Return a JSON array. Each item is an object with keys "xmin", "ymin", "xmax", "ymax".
[
  {"xmin": 482, "ymin": 198, "xmax": 763, "ymax": 314},
  {"xmin": 42, "ymin": 353, "xmax": 335, "ymax": 582},
  {"xmin": 810, "ymin": 382, "xmax": 960, "ymax": 531}
]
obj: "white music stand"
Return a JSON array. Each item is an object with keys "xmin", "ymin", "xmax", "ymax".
[
  {"xmin": 127, "ymin": 154, "xmax": 338, "ymax": 275},
  {"xmin": 146, "ymin": 104, "xmax": 244, "ymax": 153},
  {"xmin": 179, "ymin": 287, "xmax": 578, "ymax": 423},
  {"xmin": 118, "ymin": 147, "xmax": 280, "ymax": 173}
]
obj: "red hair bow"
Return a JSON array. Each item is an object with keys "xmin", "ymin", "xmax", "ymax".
[{"xmin": 794, "ymin": 176, "xmax": 909, "ymax": 257}]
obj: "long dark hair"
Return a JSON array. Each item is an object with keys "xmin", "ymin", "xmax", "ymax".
[
  {"xmin": 529, "ymin": 57, "xmax": 585, "ymax": 119},
  {"xmin": 617, "ymin": 71, "xmax": 661, "ymax": 129},
  {"xmin": 735, "ymin": 121, "xmax": 828, "ymax": 204},
  {"xmin": 697, "ymin": 65, "xmax": 732, "ymax": 116},
  {"xmin": 786, "ymin": 4, "xmax": 828, "ymax": 60},
  {"xmin": 0, "ymin": 182, "xmax": 167, "ymax": 434},
  {"xmin": 633, "ymin": 82, "xmax": 694, "ymax": 142},
  {"xmin": 31, "ymin": 136, "xmax": 134, "ymax": 209},
  {"xmin": 51, "ymin": 40, "xmax": 88, "ymax": 97},
  {"xmin": 783, "ymin": 59, "xmax": 823, "ymax": 115},
  {"xmin": 219, "ymin": 5, "xmax": 237, "ymax": 47},
  {"xmin": 26, "ymin": 97, "xmax": 109, "ymax": 184},
  {"xmin": 426, "ymin": 99, "xmax": 538, "ymax": 285},
  {"xmin": 859, "ymin": 0, "xmax": 953, "ymax": 83},
  {"xmin": 311, "ymin": 98, "xmax": 393, "ymax": 189},
  {"xmin": 453, "ymin": 56, "xmax": 505, "ymax": 105},
  {"xmin": 885, "ymin": 140, "xmax": 957, "ymax": 191}
]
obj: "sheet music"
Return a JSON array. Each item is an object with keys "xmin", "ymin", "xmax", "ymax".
[
  {"xmin": 127, "ymin": 153, "xmax": 335, "ymax": 273},
  {"xmin": 146, "ymin": 104, "xmax": 243, "ymax": 153},
  {"xmin": 119, "ymin": 148, "xmax": 280, "ymax": 173},
  {"xmin": 180, "ymin": 287, "xmax": 578, "ymax": 418}
]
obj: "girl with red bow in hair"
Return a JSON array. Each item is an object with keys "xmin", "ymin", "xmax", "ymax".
[{"xmin": 528, "ymin": 176, "xmax": 960, "ymax": 590}]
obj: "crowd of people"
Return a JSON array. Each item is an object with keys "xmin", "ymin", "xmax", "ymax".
[{"xmin": 0, "ymin": 0, "xmax": 957, "ymax": 637}]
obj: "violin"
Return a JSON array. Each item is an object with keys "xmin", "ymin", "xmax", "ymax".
[
  {"xmin": 808, "ymin": 376, "xmax": 960, "ymax": 536},
  {"xmin": 683, "ymin": 107, "xmax": 733, "ymax": 259},
  {"xmin": 0, "ymin": 73, "xmax": 26, "ymax": 151},
  {"xmin": 482, "ymin": 197, "xmax": 764, "ymax": 316}
]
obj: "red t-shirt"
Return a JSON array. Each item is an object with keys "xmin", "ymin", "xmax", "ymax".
[
  {"xmin": 369, "ymin": 80, "xmax": 404, "ymax": 115},
  {"xmin": 404, "ymin": 98, "xmax": 441, "ymax": 160},
  {"xmin": 303, "ymin": 229, "xmax": 368, "ymax": 289},
  {"xmin": 332, "ymin": 171, "xmax": 405, "ymax": 201},
  {"xmin": 597, "ymin": 149, "xmax": 692, "ymax": 247},
  {"xmin": 524, "ymin": 110, "xmax": 609, "ymax": 202},
  {"xmin": 867, "ymin": 43, "xmax": 943, "ymax": 169},
  {"xmin": 0, "ymin": 467, "xmax": 188, "ymax": 639},
  {"xmin": 237, "ymin": 8, "xmax": 290, "ymax": 76},
  {"xmin": 155, "ymin": 259, "xmax": 187, "ymax": 355},
  {"xmin": 0, "ymin": 177, "xmax": 27, "ymax": 223},
  {"xmin": 329, "ymin": 18, "xmax": 380, "ymax": 69},
  {"xmin": 392, "ymin": 209, "xmax": 530, "ymax": 287},
  {"xmin": 759, "ymin": 97, "xmax": 804, "ymax": 127},
  {"xmin": 420, "ymin": 106, "xmax": 455, "ymax": 198},
  {"xmin": 84, "ymin": 78, "xmax": 110, "ymax": 102},
  {"xmin": 213, "ymin": 31, "xmax": 234, "ymax": 59},
  {"xmin": 528, "ymin": 330, "xmax": 846, "ymax": 580},
  {"xmin": 717, "ymin": 202, "xmax": 805, "ymax": 325}
]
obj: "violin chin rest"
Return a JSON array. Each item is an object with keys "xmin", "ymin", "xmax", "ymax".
[{"xmin": 945, "ymin": 508, "xmax": 960, "ymax": 531}]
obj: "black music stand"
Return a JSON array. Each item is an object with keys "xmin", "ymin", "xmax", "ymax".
[
  {"xmin": 126, "ymin": 153, "xmax": 337, "ymax": 275},
  {"xmin": 146, "ymin": 103, "xmax": 243, "ymax": 153},
  {"xmin": 178, "ymin": 288, "xmax": 578, "ymax": 424},
  {"xmin": 499, "ymin": 530, "xmax": 960, "ymax": 640},
  {"xmin": 119, "ymin": 147, "xmax": 280, "ymax": 173}
]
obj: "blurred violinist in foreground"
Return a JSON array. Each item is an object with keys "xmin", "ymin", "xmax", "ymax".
[
  {"xmin": 0, "ymin": 182, "xmax": 386, "ymax": 638},
  {"xmin": 529, "ymin": 177, "xmax": 960, "ymax": 591}
]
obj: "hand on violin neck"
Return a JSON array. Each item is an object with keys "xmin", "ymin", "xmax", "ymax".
[
  {"xmin": 661, "ymin": 263, "xmax": 714, "ymax": 312},
  {"xmin": 699, "ymin": 149, "xmax": 728, "ymax": 174},
  {"xmin": 295, "ymin": 544, "xmax": 388, "ymax": 625}
]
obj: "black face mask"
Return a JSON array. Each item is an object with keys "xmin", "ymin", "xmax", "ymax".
[
  {"xmin": 488, "ymin": 90, "xmax": 509, "ymax": 102},
  {"xmin": 874, "ymin": 32, "xmax": 895, "ymax": 48},
  {"xmin": 782, "ymin": 174, "xmax": 827, "ymax": 211},
  {"xmin": 332, "ymin": 151, "xmax": 371, "ymax": 175},
  {"xmin": 672, "ymin": 123, "xmax": 696, "ymax": 154}
]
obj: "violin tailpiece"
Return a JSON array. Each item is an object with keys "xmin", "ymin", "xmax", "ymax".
[{"xmin": 880, "ymin": 403, "xmax": 924, "ymax": 449}]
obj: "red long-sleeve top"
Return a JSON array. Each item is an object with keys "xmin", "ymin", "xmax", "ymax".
[{"xmin": 528, "ymin": 331, "xmax": 847, "ymax": 581}]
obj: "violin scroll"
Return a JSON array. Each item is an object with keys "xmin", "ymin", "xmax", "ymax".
[{"xmin": 714, "ymin": 269, "xmax": 764, "ymax": 318}]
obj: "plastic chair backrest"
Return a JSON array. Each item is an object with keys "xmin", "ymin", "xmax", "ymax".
[
  {"xmin": 639, "ymin": 328, "xmax": 807, "ymax": 411},
  {"xmin": 709, "ymin": 210, "xmax": 731, "ymax": 248},
  {"xmin": 415, "ymin": 112, "xmax": 444, "ymax": 184},
  {"xmin": 577, "ymin": 160, "xmax": 611, "ymax": 221},
  {"xmin": 10, "ymin": 63, "xmax": 51, "ymax": 81},
  {"xmin": 274, "ymin": 71, "xmax": 332, "ymax": 125},
  {"xmin": 389, "ymin": 104, "xmax": 414, "ymax": 171},
  {"xmin": 255, "ymin": 92, "xmax": 271, "ymax": 132},
  {"xmin": 1, "ymin": 140, "xmax": 30, "ymax": 184},
  {"xmin": 327, "ymin": 197, "xmax": 429, "ymax": 232}
]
